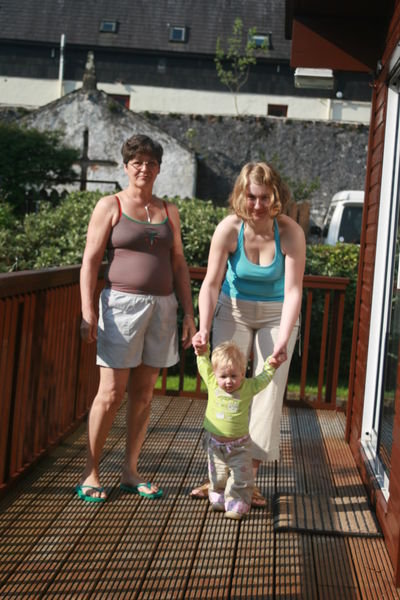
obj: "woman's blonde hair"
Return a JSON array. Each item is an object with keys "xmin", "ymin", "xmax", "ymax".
[
  {"xmin": 211, "ymin": 341, "xmax": 247, "ymax": 375},
  {"xmin": 229, "ymin": 162, "xmax": 291, "ymax": 221}
]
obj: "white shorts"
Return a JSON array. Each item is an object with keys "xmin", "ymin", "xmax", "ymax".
[{"xmin": 96, "ymin": 288, "xmax": 179, "ymax": 369}]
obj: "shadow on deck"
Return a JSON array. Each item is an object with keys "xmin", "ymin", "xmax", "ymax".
[{"xmin": 0, "ymin": 397, "xmax": 399, "ymax": 599}]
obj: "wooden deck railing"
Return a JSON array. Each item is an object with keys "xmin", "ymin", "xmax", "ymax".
[
  {"xmin": 155, "ymin": 269, "xmax": 350, "ymax": 409},
  {"xmin": 0, "ymin": 265, "xmax": 349, "ymax": 495}
]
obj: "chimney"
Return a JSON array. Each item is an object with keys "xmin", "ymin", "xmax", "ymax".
[{"xmin": 82, "ymin": 51, "xmax": 97, "ymax": 92}]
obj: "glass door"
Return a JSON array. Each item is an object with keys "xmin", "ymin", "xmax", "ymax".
[
  {"xmin": 362, "ymin": 82, "xmax": 400, "ymax": 498},
  {"xmin": 376, "ymin": 217, "xmax": 400, "ymax": 477}
]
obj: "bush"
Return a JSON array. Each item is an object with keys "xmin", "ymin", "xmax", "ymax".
[
  {"xmin": 0, "ymin": 201, "xmax": 23, "ymax": 272},
  {"xmin": 1, "ymin": 193, "xmax": 228, "ymax": 272},
  {"xmin": 1, "ymin": 191, "xmax": 101, "ymax": 271},
  {"xmin": 289, "ymin": 243, "xmax": 360, "ymax": 385},
  {"xmin": 170, "ymin": 196, "xmax": 228, "ymax": 266}
]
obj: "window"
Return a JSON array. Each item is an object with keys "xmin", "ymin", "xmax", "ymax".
[
  {"xmin": 109, "ymin": 94, "xmax": 130, "ymax": 109},
  {"xmin": 338, "ymin": 205, "xmax": 363, "ymax": 243},
  {"xmin": 169, "ymin": 26, "xmax": 188, "ymax": 43},
  {"xmin": 251, "ymin": 33, "xmax": 272, "ymax": 50},
  {"xmin": 99, "ymin": 20, "xmax": 118, "ymax": 33},
  {"xmin": 267, "ymin": 104, "xmax": 288, "ymax": 118},
  {"xmin": 378, "ymin": 244, "xmax": 400, "ymax": 476}
]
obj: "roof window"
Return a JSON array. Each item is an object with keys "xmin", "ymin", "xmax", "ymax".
[
  {"xmin": 169, "ymin": 26, "xmax": 188, "ymax": 43},
  {"xmin": 251, "ymin": 33, "xmax": 272, "ymax": 50},
  {"xmin": 100, "ymin": 20, "xmax": 119, "ymax": 33}
]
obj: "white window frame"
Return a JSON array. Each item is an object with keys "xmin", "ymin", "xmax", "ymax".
[
  {"xmin": 251, "ymin": 33, "xmax": 272, "ymax": 50},
  {"xmin": 362, "ymin": 49, "xmax": 400, "ymax": 500},
  {"xmin": 169, "ymin": 26, "xmax": 187, "ymax": 43},
  {"xmin": 99, "ymin": 20, "xmax": 118, "ymax": 33}
]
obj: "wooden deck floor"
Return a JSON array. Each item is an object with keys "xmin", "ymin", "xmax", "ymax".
[{"xmin": 0, "ymin": 396, "xmax": 399, "ymax": 599}]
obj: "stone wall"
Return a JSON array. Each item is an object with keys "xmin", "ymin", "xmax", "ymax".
[
  {"xmin": 142, "ymin": 112, "xmax": 368, "ymax": 226},
  {"xmin": 1, "ymin": 106, "xmax": 369, "ymax": 226}
]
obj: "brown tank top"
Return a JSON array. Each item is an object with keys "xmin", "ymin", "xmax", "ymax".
[{"xmin": 105, "ymin": 198, "xmax": 174, "ymax": 295}]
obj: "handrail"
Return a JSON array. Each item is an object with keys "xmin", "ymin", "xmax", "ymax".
[{"xmin": 0, "ymin": 265, "xmax": 349, "ymax": 495}]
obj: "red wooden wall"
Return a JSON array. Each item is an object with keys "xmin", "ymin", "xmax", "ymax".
[{"xmin": 347, "ymin": 0, "xmax": 400, "ymax": 584}]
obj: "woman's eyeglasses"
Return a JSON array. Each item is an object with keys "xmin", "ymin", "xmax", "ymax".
[{"xmin": 129, "ymin": 160, "xmax": 159, "ymax": 171}]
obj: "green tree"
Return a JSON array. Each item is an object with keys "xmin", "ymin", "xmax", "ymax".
[
  {"xmin": 215, "ymin": 18, "xmax": 267, "ymax": 115},
  {"xmin": 0, "ymin": 122, "xmax": 79, "ymax": 215}
]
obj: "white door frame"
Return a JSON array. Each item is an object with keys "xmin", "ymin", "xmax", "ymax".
[{"xmin": 361, "ymin": 49, "xmax": 400, "ymax": 500}]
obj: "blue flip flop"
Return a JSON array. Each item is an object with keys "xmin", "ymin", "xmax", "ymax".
[
  {"xmin": 120, "ymin": 482, "xmax": 163, "ymax": 499},
  {"xmin": 75, "ymin": 484, "xmax": 106, "ymax": 503}
]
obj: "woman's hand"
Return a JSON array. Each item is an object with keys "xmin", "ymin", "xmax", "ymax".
[
  {"xmin": 268, "ymin": 355, "xmax": 279, "ymax": 369},
  {"xmin": 192, "ymin": 330, "xmax": 208, "ymax": 356},
  {"xmin": 271, "ymin": 340, "xmax": 288, "ymax": 368},
  {"xmin": 80, "ymin": 313, "xmax": 98, "ymax": 344},
  {"xmin": 181, "ymin": 315, "xmax": 197, "ymax": 349}
]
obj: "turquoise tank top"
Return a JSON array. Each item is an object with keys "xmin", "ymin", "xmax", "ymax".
[{"xmin": 221, "ymin": 220, "xmax": 285, "ymax": 302}]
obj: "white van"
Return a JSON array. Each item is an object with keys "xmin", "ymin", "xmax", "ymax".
[{"xmin": 322, "ymin": 190, "xmax": 364, "ymax": 245}]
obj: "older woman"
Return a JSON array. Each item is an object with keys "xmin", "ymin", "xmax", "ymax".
[
  {"xmin": 76, "ymin": 134, "xmax": 196, "ymax": 502},
  {"xmin": 192, "ymin": 162, "xmax": 305, "ymax": 507}
]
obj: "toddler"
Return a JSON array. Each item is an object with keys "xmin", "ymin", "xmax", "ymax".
[{"xmin": 196, "ymin": 340, "xmax": 276, "ymax": 520}]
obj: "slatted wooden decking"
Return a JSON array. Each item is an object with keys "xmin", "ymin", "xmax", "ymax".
[{"xmin": 0, "ymin": 397, "xmax": 399, "ymax": 599}]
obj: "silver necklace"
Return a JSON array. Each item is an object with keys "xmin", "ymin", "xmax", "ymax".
[{"xmin": 144, "ymin": 204, "xmax": 151, "ymax": 223}]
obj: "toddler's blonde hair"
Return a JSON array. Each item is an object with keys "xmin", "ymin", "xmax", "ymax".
[{"xmin": 211, "ymin": 341, "xmax": 247, "ymax": 375}]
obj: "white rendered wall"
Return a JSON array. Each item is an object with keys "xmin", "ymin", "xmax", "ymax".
[
  {"xmin": 0, "ymin": 77, "xmax": 61, "ymax": 106},
  {"xmin": 0, "ymin": 76, "xmax": 371, "ymax": 124}
]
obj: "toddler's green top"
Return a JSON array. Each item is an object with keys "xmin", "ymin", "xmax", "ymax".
[{"xmin": 197, "ymin": 351, "xmax": 276, "ymax": 439}]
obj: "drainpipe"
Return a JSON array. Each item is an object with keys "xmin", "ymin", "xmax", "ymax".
[
  {"xmin": 58, "ymin": 34, "xmax": 65, "ymax": 98},
  {"xmin": 326, "ymin": 98, "xmax": 332, "ymax": 121}
]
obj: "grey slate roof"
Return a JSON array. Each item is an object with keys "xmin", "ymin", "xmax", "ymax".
[{"xmin": 0, "ymin": 0, "xmax": 290, "ymax": 59}]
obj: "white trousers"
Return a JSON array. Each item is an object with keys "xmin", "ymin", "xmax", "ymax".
[
  {"xmin": 208, "ymin": 435, "xmax": 253, "ymax": 514},
  {"xmin": 212, "ymin": 293, "xmax": 299, "ymax": 462}
]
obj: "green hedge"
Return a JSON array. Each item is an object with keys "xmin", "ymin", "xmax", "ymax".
[
  {"xmin": 290, "ymin": 243, "xmax": 360, "ymax": 385},
  {"xmin": 0, "ymin": 192, "xmax": 101, "ymax": 272},
  {"xmin": 0, "ymin": 192, "xmax": 229, "ymax": 272}
]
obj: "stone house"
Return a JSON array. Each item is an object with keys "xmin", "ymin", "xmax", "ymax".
[{"xmin": 20, "ymin": 56, "xmax": 196, "ymax": 199}]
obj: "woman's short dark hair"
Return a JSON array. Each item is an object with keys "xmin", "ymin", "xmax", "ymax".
[{"xmin": 121, "ymin": 134, "xmax": 163, "ymax": 165}]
